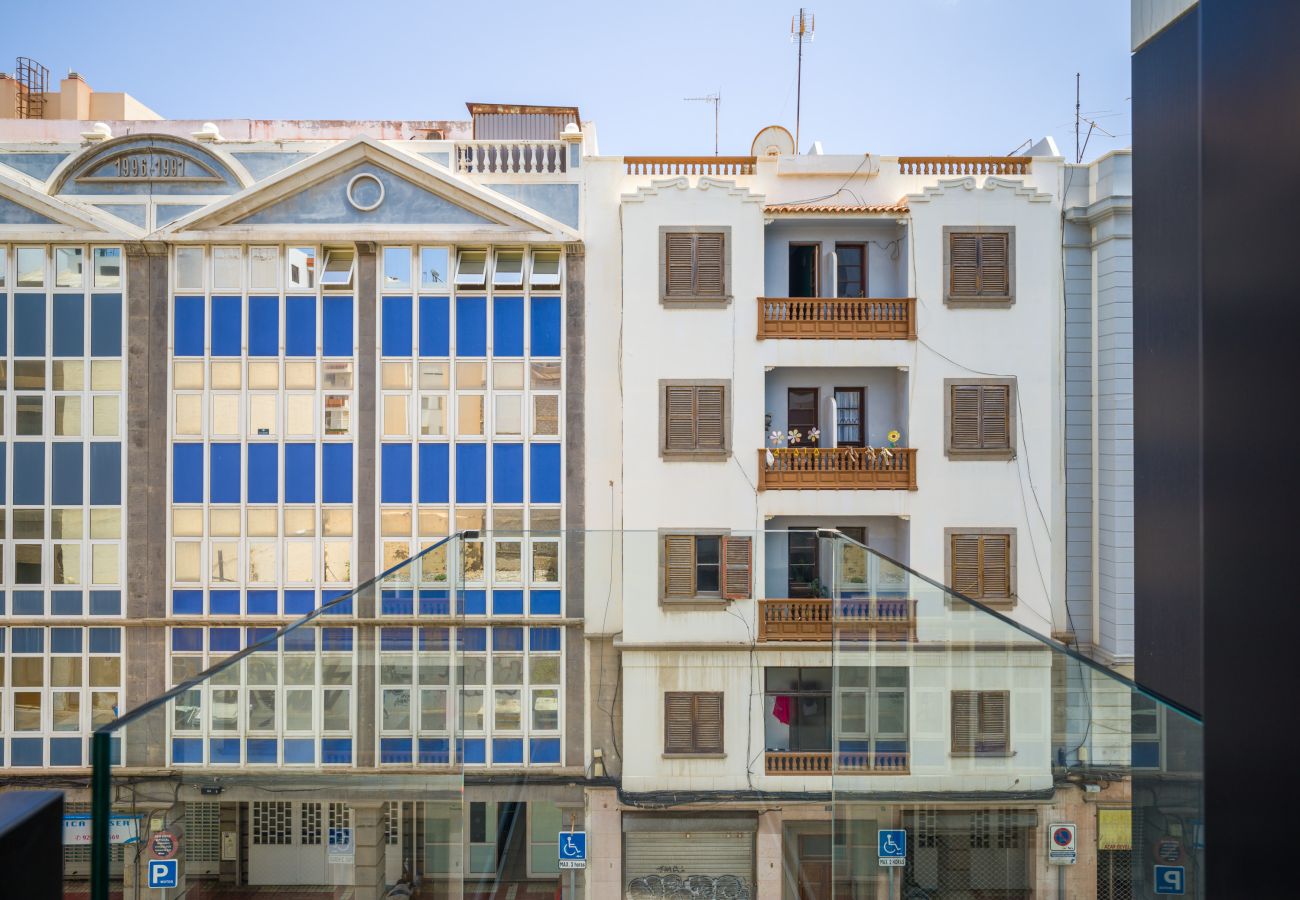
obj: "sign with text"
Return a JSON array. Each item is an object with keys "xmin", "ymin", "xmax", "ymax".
[
  {"xmin": 559, "ymin": 831, "xmax": 587, "ymax": 869},
  {"xmin": 148, "ymin": 859, "xmax": 178, "ymax": 889},
  {"xmin": 878, "ymin": 829, "xmax": 907, "ymax": 866},
  {"xmin": 1048, "ymin": 823, "xmax": 1077, "ymax": 865},
  {"xmin": 63, "ymin": 814, "xmax": 141, "ymax": 846}
]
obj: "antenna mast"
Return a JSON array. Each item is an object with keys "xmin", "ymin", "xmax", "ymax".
[
  {"xmin": 790, "ymin": 9, "xmax": 815, "ymax": 154},
  {"xmin": 685, "ymin": 92, "xmax": 722, "ymax": 156},
  {"xmin": 1075, "ymin": 72, "xmax": 1081, "ymax": 163}
]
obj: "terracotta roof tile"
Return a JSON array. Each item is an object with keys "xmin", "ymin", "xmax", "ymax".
[{"xmin": 764, "ymin": 198, "xmax": 910, "ymax": 215}]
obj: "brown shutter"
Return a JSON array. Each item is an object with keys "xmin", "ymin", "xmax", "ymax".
[
  {"xmin": 978, "ymin": 384, "xmax": 1010, "ymax": 449},
  {"xmin": 664, "ymin": 693, "xmax": 696, "ymax": 753},
  {"xmin": 665, "ymin": 233, "xmax": 696, "ymax": 297},
  {"xmin": 951, "ymin": 534, "xmax": 982, "ymax": 597},
  {"xmin": 951, "ymin": 690, "xmax": 978, "ymax": 753},
  {"xmin": 977, "ymin": 691, "xmax": 1010, "ymax": 753},
  {"xmin": 949, "ymin": 233, "xmax": 979, "ymax": 296},
  {"xmin": 664, "ymin": 535, "xmax": 696, "ymax": 599},
  {"xmin": 664, "ymin": 386, "xmax": 697, "ymax": 452},
  {"xmin": 694, "ymin": 233, "xmax": 725, "ymax": 297},
  {"xmin": 977, "ymin": 232, "xmax": 1009, "ymax": 296},
  {"xmin": 694, "ymin": 693, "xmax": 724, "ymax": 752},
  {"xmin": 721, "ymin": 536, "xmax": 753, "ymax": 600},
  {"xmin": 980, "ymin": 534, "xmax": 1012, "ymax": 599},
  {"xmin": 950, "ymin": 384, "xmax": 981, "ymax": 450},
  {"xmin": 695, "ymin": 385, "xmax": 726, "ymax": 451}
]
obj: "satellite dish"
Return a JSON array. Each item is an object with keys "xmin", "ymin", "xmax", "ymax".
[{"xmin": 751, "ymin": 125, "xmax": 795, "ymax": 158}]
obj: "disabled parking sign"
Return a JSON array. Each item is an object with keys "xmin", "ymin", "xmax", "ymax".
[
  {"xmin": 878, "ymin": 829, "xmax": 907, "ymax": 866},
  {"xmin": 148, "ymin": 858, "xmax": 178, "ymax": 889},
  {"xmin": 558, "ymin": 831, "xmax": 587, "ymax": 869}
]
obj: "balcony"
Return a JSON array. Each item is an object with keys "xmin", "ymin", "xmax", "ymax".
[
  {"xmin": 765, "ymin": 750, "xmax": 911, "ymax": 775},
  {"xmin": 757, "ymin": 598, "xmax": 918, "ymax": 643},
  {"xmin": 625, "ymin": 156, "xmax": 756, "ymax": 175},
  {"xmin": 897, "ymin": 156, "xmax": 1031, "ymax": 175},
  {"xmin": 757, "ymin": 297, "xmax": 916, "ymax": 340},
  {"xmin": 455, "ymin": 140, "xmax": 567, "ymax": 174},
  {"xmin": 758, "ymin": 447, "xmax": 918, "ymax": 491}
]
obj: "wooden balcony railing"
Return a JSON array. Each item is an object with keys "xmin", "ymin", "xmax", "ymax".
[
  {"xmin": 456, "ymin": 141, "xmax": 567, "ymax": 174},
  {"xmin": 758, "ymin": 447, "xmax": 918, "ymax": 491},
  {"xmin": 758, "ymin": 598, "xmax": 918, "ymax": 642},
  {"xmin": 898, "ymin": 156, "xmax": 1031, "ymax": 175},
  {"xmin": 757, "ymin": 297, "xmax": 916, "ymax": 340},
  {"xmin": 625, "ymin": 156, "xmax": 757, "ymax": 176},
  {"xmin": 765, "ymin": 750, "xmax": 910, "ymax": 775}
]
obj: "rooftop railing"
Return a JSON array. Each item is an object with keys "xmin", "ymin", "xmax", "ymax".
[
  {"xmin": 898, "ymin": 155, "xmax": 1031, "ymax": 175},
  {"xmin": 456, "ymin": 140, "xmax": 567, "ymax": 174},
  {"xmin": 624, "ymin": 156, "xmax": 757, "ymax": 175}
]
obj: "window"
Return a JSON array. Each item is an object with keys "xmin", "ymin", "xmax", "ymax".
[
  {"xmin": 950, "ymin": 690, "xmax": 1010, "ymax": 756},
  {"xmin": 287, "ymin": 247, "xmax": 316, "ymax": 289},
  {"xmin": 660, "ymin": 228, "xmax": 729, "ymax": 304},
  {"xmin": 659, "ymin": 381, "xmax": 729, "ymax": 458},
  {"xmin": 175, "ymin": 247, "xmax": 202, "ymax": 291},
  {"xmin": 492, "ymin": 249, "xmax": 524, "ymax": 288},
  {"xmin": 661, "ymin": 533, "xmax": 751, "ymax": 601},
  {"xmin": 320, "ymin": 248, "xmax": 355, "ymax": 290},
  {"xmin": 383, "ymin": 247, "xmax": 412, "ymax": 290},
  {"xmin": 788, "ymin": 243, "xmax": 819, "ymax": 297},
  {"xmin": 530, "ymin": 250, "xmax": 561, "ymax": 289},
  {"xmin": 664, "ymin": 692, "xmax": 724, "ymax": 755},
  {"xmin": 763, "ymin": 668, "xmax": 830, "ymax": 752},
  {"xmin": 838, "ymin": 667, "xmax": 909, "ymax": 761},
  {"xmin": 835, "ymin": 243, "xmax": 866, "ymax": 298},
  {"xmin": 945, "ymin": 379, "xmax": 1015, "ymax": 459},
  {"xmin": 944, "ymin": 227, "xmax": 1014, "ymax": 306},
  {"xmin": 456, "ymin": 249, "xmax": 487, "ymax": 288},
  {"xmin": 946, "ymin": 530, "xmax": 1015, "ymax": 604},
  {"xmin": 249, "ymin": 246, "xmax": 278, "ymax": 290},
  {"xmin": 420, "ymin": 247, "xmax": 450, "ymax": 290}
]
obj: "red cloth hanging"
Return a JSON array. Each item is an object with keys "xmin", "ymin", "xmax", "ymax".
[{"xmin": 772, "ymin": 695, "xmax": 792, "ymax": 724}]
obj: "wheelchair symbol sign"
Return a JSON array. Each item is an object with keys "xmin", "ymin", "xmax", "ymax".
[
  {"xmin": 878, "ymin": 829, "xmax": 907, "ymax": 865},
  {"xmin": 558, "ymin": 831, "xmax": 587, "ymax": 869}
]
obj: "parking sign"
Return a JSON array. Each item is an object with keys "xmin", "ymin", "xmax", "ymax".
[
  {"xmin": 878, "ymin": 829, "xmax": 907, "ymax": 866},
  {"xmin": 148, "ymin": 859, "xmax": 178, "ymax": 889},
  {"xmin": 1154, "ymin": 865, "xmax": 1185, "ymax": 895}
]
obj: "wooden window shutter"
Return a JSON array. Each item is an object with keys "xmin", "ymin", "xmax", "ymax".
[
  {"xmin": 694, "ymin": 233, "xmax": 725, "ymax": 297},
  {"xmin": 978, "ymin": 384, "xmax": 1010, "ymax": 449},
  {"xmin": 694, "ymin": 693, "xmax": 724, "ymax": 752},
  {"xmin": 951, "ymin": 690, "xmax": 979, "ymax": 753},
  {"xmin": 664, "ymin": 233, "xmax": 696, "ymax": 298},
  {"xmin": 664, "ymin": 386, "xmax": 697, "ymax": 452},
  {"xmin": 949, "ymin": 233, "xmax": 979, "ymax": 296},
  {"xmin": 951, "ymin": 534, "xmax": 982, "ymax": 597},
  {"xmin": 721, "ymin": 536, "xmax": 753, "ymax": 600},
  {"xmin": 978, "ymin": 233, "xmax": 1009, "ymax": 296},
  {"xmin": 950, "ymin": 385, "xmax": 982, "ymax": 450},
  {"xmin": 695, "ymin": 386, "xmax": 726, "ymax": 451},
  {"xmin": 664, "ymin": 693, "xmax": 696, "ymax": 753},
  {"xmin": 977, "ymin": 691, "xmax": 1010, "ymax": 753},
  {"xmin": 980, "ymin": 534, "xmax": 1012, "ymax": 599},
  {"xmin": 664, "ymin": 535, "xmax": 696, "ymax": 599}
]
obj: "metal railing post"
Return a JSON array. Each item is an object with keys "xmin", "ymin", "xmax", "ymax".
[{"xmin": 91, "ymin": 730, "xmax": 111, "ymax": 900}]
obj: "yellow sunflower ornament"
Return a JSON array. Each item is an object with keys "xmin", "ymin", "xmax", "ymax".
[{"xmin": 887, "ymin": 429, "xmax": 901, "ymax": 448}]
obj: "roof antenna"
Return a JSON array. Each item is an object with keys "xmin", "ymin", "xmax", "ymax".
[
  {"xmin": 790, "ymin": 9, "xmax": 815, "ymax": 154},
  {"xmin": 684, "ymin": 92, "xmax": 722, "ymax": 156}
]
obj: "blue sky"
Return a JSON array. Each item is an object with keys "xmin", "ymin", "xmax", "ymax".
[{"xmin": 5, "ymin": 0, "xmax": 1131, "ymax": 160}]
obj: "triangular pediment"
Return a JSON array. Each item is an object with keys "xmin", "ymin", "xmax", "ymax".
[
  {"xmin": 0, "ymin": 174, "xmax": 119, "ymax": 236},
  {"xmin": 165, "ymin": 136, "xmax": 575, "ymax": 240}
]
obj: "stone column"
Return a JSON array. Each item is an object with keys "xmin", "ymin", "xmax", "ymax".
[
  {"xmin": 355, "ymin": 243, "xmax": 378, "ymax": 768},
  {"xmin": 585, "ymin": 788, "xmax": 620, "ymax": 900},
  {"xmin": 350, "ymin": 801, "xmax": 387, "ymax": 900}
]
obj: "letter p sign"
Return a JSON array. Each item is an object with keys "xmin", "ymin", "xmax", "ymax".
[{"xmin": 148, "ymin": 859, "xmax": 178, "ymax": 889}]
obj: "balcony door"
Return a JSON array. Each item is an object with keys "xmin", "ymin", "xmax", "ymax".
[
  {"xmin": 835, "ymin": 242, "xmax": 866, "ymax": 298},
  {"xmin": 787, "ymin": 388, "xmax": 819, "ymax": 445},
  {"xmin": 788, "ymin": 243, "xmax": 820, "ymax": 297},
  {"xmin": 833, "ymin": 387, "xmax": 865, "ymax": 447},
  {"xmin": 788, "ymin": 528, "xmax": 820, "ymax": 598}
]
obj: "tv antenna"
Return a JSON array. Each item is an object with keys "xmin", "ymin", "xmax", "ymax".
[
  {"xmin": 790, "ymin": 8, "xmax": 815, "ymax": 154},
  {"xmin": 1074, "ymin": 73, "xmax": 1115, "ymax": 163},
  {"xmin": 685, "ymin": 92, "xmax": 722, "ymax": 156}
]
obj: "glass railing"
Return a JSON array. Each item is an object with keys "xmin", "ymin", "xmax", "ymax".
[{"xmin": 87, "ymin": 530, "xmax": 1202, "ymax": 900}]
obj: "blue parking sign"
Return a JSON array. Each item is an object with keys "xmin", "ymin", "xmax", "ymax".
[
  {"xmin": 878, "ymin": 829, "xmax": 907, "ymax": 861},
  {"xmin": 558, "ymin": 831, "xmax": 587, "ymax": 869},
  {"xmin": 148, "ymin": 858, "xmax": 178, "ymax": 889},
  {"xmin": 1154, "ymin": 865, "xmax": 1185, "ymax": 895}
]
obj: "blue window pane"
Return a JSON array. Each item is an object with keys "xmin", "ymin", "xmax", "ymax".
[
  {"xmin": 323, "ymin": 295, "xmax": 353, "ymax": 356},
  {"xmin": 0, "ymin": 592, "xmax": 5, "ymax": 614},
  {"xmin": 210, "ymin": 590, "xmax": 240, "ymax": 615},
  {"xmin": 172, "ymin": 444, "xmax": 202, "ymax": 503},
  {"xmin": 211, "ymin": 295, "xmax": 242, "ymax": 356},
  {"xmin": 210, "ymin": 738, "xmax": 241, "ymax": 764},
  {"xmin": 174, "ymin": 295, "xmax": 205, "ymax": 356},
  {"xmin": 13, "ymin": 443, "xmax": 44, "ymax": 505},
  {"xmin": 284, "ymin": 629, "xmax": 316, "ymax": 652},
  {"xmin": 172, "ymin": 590, "xmax": 203, "ymax": 615},
  {"xmin": 51, "ymin": 628, "xmax": 82, "ymax": 653},
  {"xmin": 492, "ymin": 443, "xmax": 524, "ymax": 503},
  {"xmin": 382, "ymin": 589, "xmax": 414, "ymax": 615},
  {"xmin": 493, "ymin": 738, "xmax": 524, "ymax": 765},
  {"xmin": 247, "ymin": 444, "xmax": 278, "ymax": 503},
  {"xmin": 50, "ymin": 738, "xmax": 83, "ymax": 767},
  {"xmin": 456, "ymin": 443, "xmax": 486, "ymax": 503},
  {"xmin": 51, "ymin": 442, "xmax": 83, "ymax": 505},
  {"xmin": 246, "ymin": 739, "xmax": 278, "ymax": 765},
  {"xmin": 10, "ymin": 737, "xmax": 44, "ymax": 766},
  {"xmin": 458, "ymin": 627, "xmax": 487, "ymax": 652},
  {"xmin": 530, "ymin": 627, "xmax": 562, "ymax": 652},
  {"xmin": 383, "ymin": 296, "xmax": 413, "ymax": 357},
  {"xmin": 456, "ymin": 296, "xmax": 487, "ymax": 356},
  {"xmin": 530, "ymin": 444, "xmax": 562, "ymax": 503},
  {"xmin": 14, "ymin": 591, "xmax": 44, "ymax": 615},
  {"xmin": 209, "ymin": 443, "xmax": 241, "ymax": 504},
  {"xmin": 459, "ymin": 590, "xmax": 487, "ymax": 616},
  {"xmin": 285, "ymin": 296, "xmax": 316, "ymax": 356},
  {"xmin": 459, "ymin": 738, "xmax": 486, "ymax": 765},
  {"xmin": 284, "ymin": 591, "xmax": 315, "ymax": 615},
  {"xmin": 531, "ymin": 296, "xmax": 562, "ymax": 357},
  {"xmin": 381, "ymin": 627, "xmax": 413, "ymax": 651},
  {"xmin": 418, "ymin": 739, "xmax": 450, "ymax": 765},
  {"xmin": 493, "ymin": 590, "xmax": 524, "ymax": 615},
  {"xmin": 284, "ymin": 443, "xmax": 315, "ymax": 503},
  {"xmin": 51, "ymin": 591, "xmax": 82, "ymax": 615},
  {"xmin": 53, "ymin": 294, "xmax": 84, "ymax": 356},
  {"xmin": 89, "ymin": 628, "xmax": 120, "ymax": 653},
  {"xmin": 321, "ymin": 739, "xmax": 353, "ymax": 765},
  {"xmin": 419, "ymin": 627, "xmax": 451, "ymax": 651},
  {"xmin": 283, "ymin": 739, "xmax": 315, "ymax": 765},
  {"xmin": 209, "ymin": 628, "xmax": 240, "ymax": 652},
  {"xmin": 247, "ymin": 590, "xmax": 278, "ymax": 615},
  {"xmin": 419, "ymin": 590, "xmax": 450, "ymax": 616},
  {"xmin": 322, "ymin": 628, "xmax": 353, "ymax": 652},
  {"xmin": 419, "ymin": 443, "xmax": 449, "ymax": 503},
  {"xmin": 493, "ymin": 627, "xmax": 525, "ymax": 651},
  {"xmin": 0, "ymin": 296, "xmax": 6, "ymax": 354},
  {"xmin": 89, "ymin": 590, "xmax": 121, "ymax": 616},
  {"xmin": 381, "ymin": 443, "xmax": 412, "ymax": 504},
  {"xmin": 248, "ymin": 296, "xmax": 279, "ymax": 356},
  {"xmin": 323, "ymin": 589, "xmax": 353, "ymax": 617},
  {"xmin": 381, "ymin": 738, "xmax": 414, "ymax": 765},
  {"xmin": 493, "ymin": 297, "xmax": 524, "ymax": 357},
  {"xmin": 14, "ymin": 293, "xmax": 46, "ymax": 356},
  {"xmin": 172, "ymin": 738, "xmax": 203, "ymax": 764},
  {"xmin": 0, "ymin": 444, "xmax": 5, "ymax": 504},
  {"xmin": 419, "ymin": 295, "xmax": 450, "ymax": 356},
  {"xmin": 530, "ymin": 738, "xmax": 562, "ymax": 765},
  {"xmin": 248, "ymin": 628, "xmax": 277, "ymax": 648},
  {"xmin": 171, "ymin": 629, "xmax": 202, "ymax": 652},
  {"xmin": 530, "ymin": 590, "xmax": 561, "ymax": 616},
  {"xmin": 322, "ymin": 444, "xmax": 353, "ymax": 503},
  {"xmin": 12, "ymin": 628, "xmax": 44, "ymax": 652},
  {"xmin": 90, "ymin": 442, "xmax": 122, "ymax": 506},
  {"xmin": 91, "ymin": 293, "xmax": 122, "ymax": 357}
]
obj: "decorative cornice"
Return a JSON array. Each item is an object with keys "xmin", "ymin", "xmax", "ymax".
[
  {"xmin": 621, "ymin": 176, "xmax": 764, "ymax": 205},
  {"xmin": 907, "ymin": 175, "xmax": 1054, "ymax": 205}
]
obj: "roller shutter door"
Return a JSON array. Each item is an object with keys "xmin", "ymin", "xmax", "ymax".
[{"xmin": 625, "ymin": 823, "xmax": 754, "ymax": 899}]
